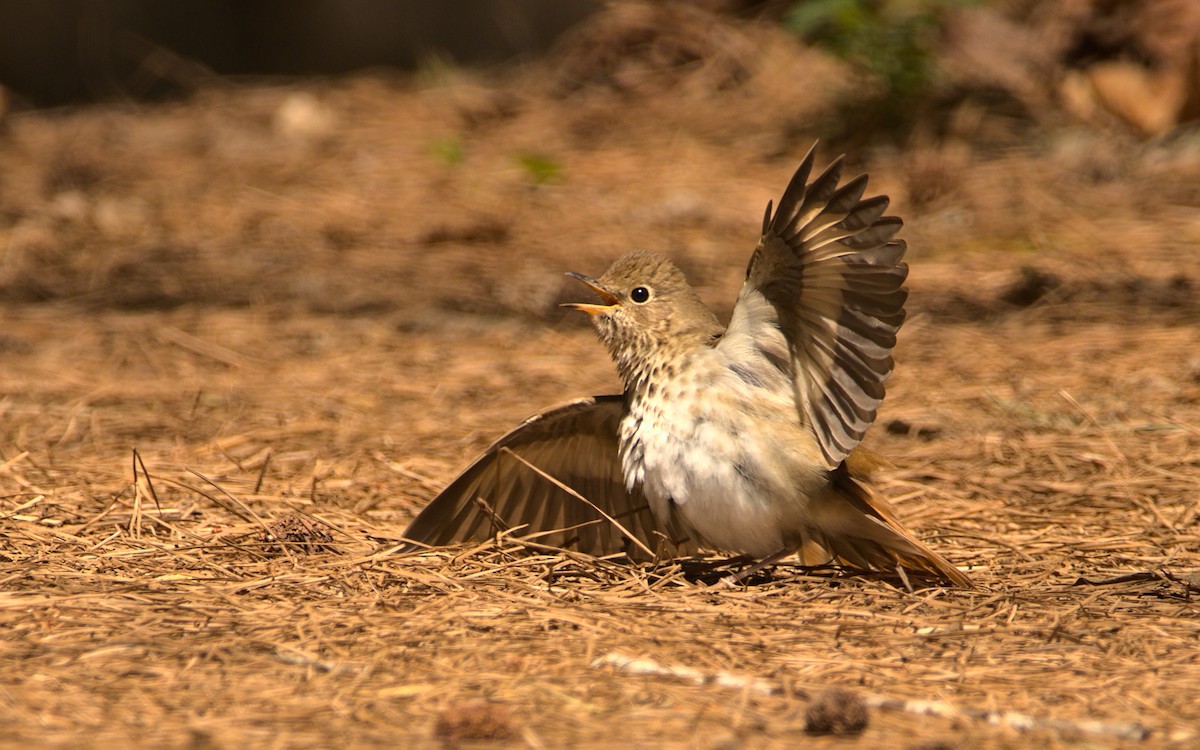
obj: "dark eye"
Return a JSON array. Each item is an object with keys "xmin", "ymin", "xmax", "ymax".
[{"xmin": 629, "ymin": 286, "xmax": 651, "ymax": 304}]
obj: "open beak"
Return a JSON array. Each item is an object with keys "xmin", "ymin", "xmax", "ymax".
[{"xmin": 561, "ymin": 272, "xmax": 620, "ymax": 316}]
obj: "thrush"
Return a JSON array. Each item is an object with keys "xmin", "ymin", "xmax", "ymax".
[{"xmin": 401, "ymin": 145, "xmax": 970, "ymax": 587}]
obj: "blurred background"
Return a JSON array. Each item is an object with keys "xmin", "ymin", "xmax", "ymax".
[
  {"xmin": 1, "ymin": 0, "xmax": 1198, "ymax": 319},
  {"xmin": 4, "ymin": 0, "xmax": 1200, "ymax": 129},
  {"xmin": 0, "ymin": 0, "xmax": 600, "ymax": 106}
]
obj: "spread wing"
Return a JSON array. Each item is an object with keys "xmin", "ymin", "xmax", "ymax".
[
  {"xmin": 399, "ymin": 396, "xmax": 695, "ymax": 560},
  {"xmin": 721, "ymin": 144, "xmax": 908, "ymax": 468}
]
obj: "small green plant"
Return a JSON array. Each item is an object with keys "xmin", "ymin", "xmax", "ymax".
[
  {"xmin": 785, "ymin": 0, "xmax": 971, "ymax": 100},
  {"xmin": 428, "ymin": 136, "xmax": 466, "ymax": 167},
  {"xmin": 516, "ymin": 152, "xmax": 563, "ymax": 185}
]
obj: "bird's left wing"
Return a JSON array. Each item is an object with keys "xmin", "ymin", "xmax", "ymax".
[
  {"xmin": 399, "ymin": 395, "xmax": 695, "ymax": 560},
  {"xmin": 720, "ymin": 145, "xmax": 908, "ymax": 468}
]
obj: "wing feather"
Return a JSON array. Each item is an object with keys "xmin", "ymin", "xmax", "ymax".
[
  {"xmin": 400, "ymin": 396, "xmax": 695, "ymax": 559},
  {"xmin": 723, "ymin": 146, "xmax": 909, "ymax": 467}
]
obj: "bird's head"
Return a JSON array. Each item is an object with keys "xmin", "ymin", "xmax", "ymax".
[{"xmin": 563, "ymin": 249, "xmax": 721, "ymax": 385}]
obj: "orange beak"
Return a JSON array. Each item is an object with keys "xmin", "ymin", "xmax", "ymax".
[{"xmin": 561, "ymin": 272, "xmax": 620, "ymax": 316}]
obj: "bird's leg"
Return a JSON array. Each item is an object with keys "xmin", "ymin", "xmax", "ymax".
[{"xmin": 716, "ymin": 548, "xmax": 795, "ymax": 588}]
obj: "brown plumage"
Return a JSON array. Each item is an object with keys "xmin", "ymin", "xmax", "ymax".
[{"xmin": 401, "ymin": 144, "xmax": 971, "ymax": 587}]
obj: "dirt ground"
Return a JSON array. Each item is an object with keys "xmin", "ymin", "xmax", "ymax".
[{"xmin": 1, "ymin": 12, "xmax": 1199, "ymax": 749}]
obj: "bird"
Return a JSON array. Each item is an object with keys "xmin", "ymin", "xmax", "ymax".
[{"xmin": 400, "ymin": 144, "xmax": 971, "ymax": 587}]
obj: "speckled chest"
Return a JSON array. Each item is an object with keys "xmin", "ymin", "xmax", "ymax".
[{"xmin": 615, "ymin": 348, "xmax": 831, "ymax": 555}]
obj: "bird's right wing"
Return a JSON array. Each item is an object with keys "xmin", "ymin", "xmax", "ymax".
[
  {"xmin": 399, "ymin": 395, "xmax": 695, "ymax": 560},
  {"xmin": 720, "ymin": 145, "xmax": 908, "ymax": 469}
]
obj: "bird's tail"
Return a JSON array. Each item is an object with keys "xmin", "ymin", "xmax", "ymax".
[{"xmin": 799, "ymin": 469, "xmax": 973, "ymax": 588}]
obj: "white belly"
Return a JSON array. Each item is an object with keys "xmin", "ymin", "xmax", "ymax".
[{"xmin": 619, "ymin": 363, "xmax": 830, "ymax": 558}]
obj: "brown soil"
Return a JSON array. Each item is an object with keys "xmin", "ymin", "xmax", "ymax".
[{"xmin": 1, "ymin": 13, "xmax": 1199, "ymax": 749}]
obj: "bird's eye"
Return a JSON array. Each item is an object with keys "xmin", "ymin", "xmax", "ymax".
[{"xmin": 629, "ymin": 286, "xmax": 651, "ymax": 304}]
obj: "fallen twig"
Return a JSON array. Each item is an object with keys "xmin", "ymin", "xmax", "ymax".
[{"xmin": 591, "ymin": 651, "xmax": 1162, "ymax": 742}]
